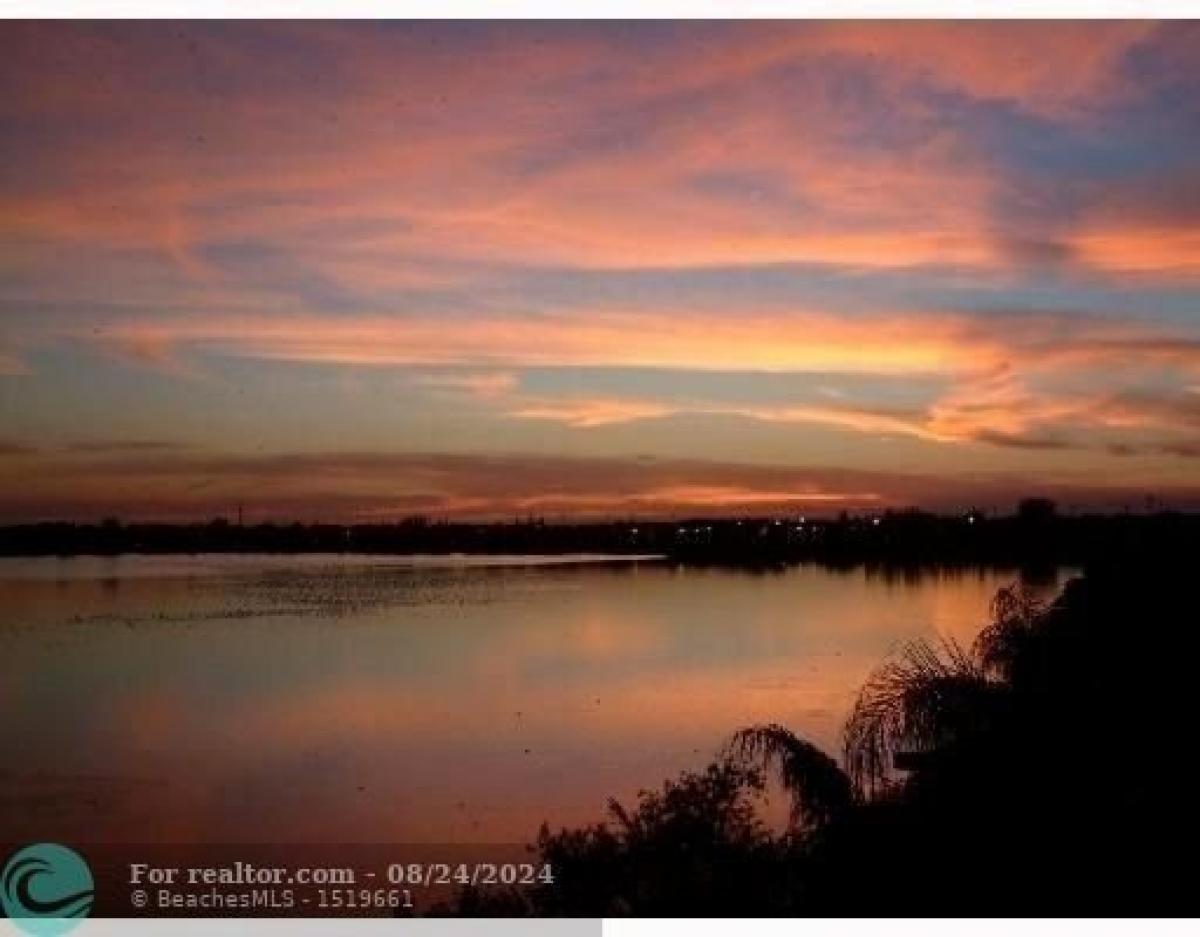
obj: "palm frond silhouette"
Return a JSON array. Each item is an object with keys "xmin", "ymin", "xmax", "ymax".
[
  {"xmin": 727, "ymin": 591, "xmax": 1046, "ymax": 814},
  {"xmin": 724, "ymin": 723, "xmax": 853, "ymax": 831}
]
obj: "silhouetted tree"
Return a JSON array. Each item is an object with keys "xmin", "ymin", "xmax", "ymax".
[
  {"xmin": 463, "ymin": 554, "xmax": 1200, "ymax": 916},
  {"xmin": 1017, "ymin": 496, "xmax": 1057, "ymax": 523}
]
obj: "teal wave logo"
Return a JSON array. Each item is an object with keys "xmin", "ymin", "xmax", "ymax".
[{"xmin": 1, "ymin": 844, "xmax": 94, "ymax": 936}]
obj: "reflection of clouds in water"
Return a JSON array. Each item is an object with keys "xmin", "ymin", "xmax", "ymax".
[{"xmin": 0, "ymin": 558, "xmax": 1077, "ymax": 844}]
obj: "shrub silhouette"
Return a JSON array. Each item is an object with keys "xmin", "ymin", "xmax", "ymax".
[
  {"xmin": 452, "ymin": 551, "xmax": 1200, "ymax": 915},
  {"xmin": 444, "ymin": 761, "xmax": 799, "ymax": 916}
]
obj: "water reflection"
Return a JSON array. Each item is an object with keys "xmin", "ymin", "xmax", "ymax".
[{"xmin": 0, "ymin": 555, "xmax": 1073, "ymax": 844}]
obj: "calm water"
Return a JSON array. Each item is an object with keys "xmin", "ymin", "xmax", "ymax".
[{"xmin": 0, "ymin": 555, "xmax": 1073, "ymax": 845}]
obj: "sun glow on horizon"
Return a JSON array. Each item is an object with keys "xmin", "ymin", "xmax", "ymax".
[{"xmin": 3, "ymin": 22, "xmax": 1200, "ymax": 520}]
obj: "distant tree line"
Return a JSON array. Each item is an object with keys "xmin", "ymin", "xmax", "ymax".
[{"xmin": 2, "ymin": 500, "xmax": 1198, "ymax": 572}]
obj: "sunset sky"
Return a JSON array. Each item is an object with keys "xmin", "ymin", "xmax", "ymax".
[{"xmin": 2, "ymin": 21, "xmax": 1199, "ymax": 521}]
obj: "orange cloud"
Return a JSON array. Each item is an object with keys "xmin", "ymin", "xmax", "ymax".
[
  {"xmin": 1, "ymin": 22, "xmax": 1190, "ymax": 282},
  {"xmin": 4, "ymin": 22, "xmax": 1200, "ymax": 522},
  {"xmin": 69, "ymin": 306, "xmax": 1200, "ymax": 378},
  {"xmin": 508, "ymin": 398, "xmax": 678, "ymax": 428},
  {"xmin": 0, "ymin": 451, "xmax": 905, "ymax": 522},
  {"xmin": 77, "ymin": 309, "xmax": 1016, "ymax": 375},
  {"xmin": 1069, "ymin": 227, "xmax": 1200, "ymax": 277},
  {"xmin": 20, "ymin": 305, "xmax": 1188, "ymax": 463},
  {"xmin": 412, "ymin": 371, "xmax": 519, "ymax": 400},
  {"xmin": 508, "ymin": 396, "xmax": 935, "ymax": 437},
  {"xmin": 3, "ymin": 448, "xmax": 1200, "ymax": 524}
]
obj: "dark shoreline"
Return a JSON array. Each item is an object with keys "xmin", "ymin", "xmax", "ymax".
[{"xmin": 3, "ymin": 506, "xmax": 1197, "ymax": 571}]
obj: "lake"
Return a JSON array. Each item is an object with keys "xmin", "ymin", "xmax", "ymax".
[{"xmin": 0, "ymin": 555, "xmax": 1073, "ymax": 845}]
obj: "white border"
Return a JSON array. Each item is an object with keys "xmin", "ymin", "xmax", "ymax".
[
  {"xmin": 609, "ymin": 922, "xmax": 1200, "ymax": 937},
  {"xmin": 5, "ymin": 918, "xmax": 1193, "ymax": 934}
]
